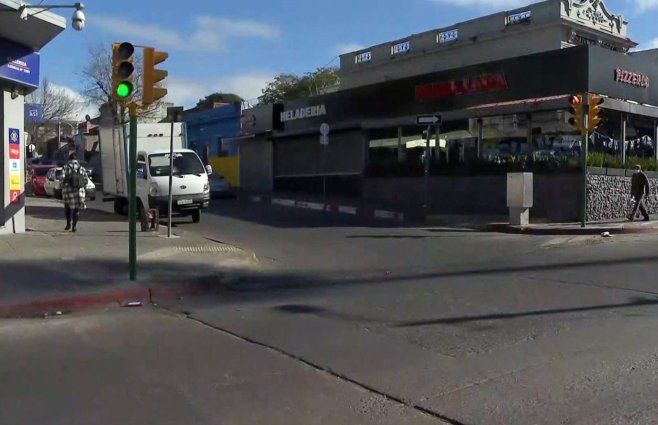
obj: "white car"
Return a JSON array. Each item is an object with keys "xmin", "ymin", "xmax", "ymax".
[
  {"xmin": 43, "ymin": 167, "xmax": 64, "ymax": 198},
  {"xmin": 44, "ymin": 166, "xmax": 96, "ymax": 200}
]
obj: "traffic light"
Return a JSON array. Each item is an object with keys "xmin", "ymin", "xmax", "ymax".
[
  {"xmin": 568, "ymin": 94, "xmax": 585, "ymax": 134},
  {"xmin": 588, "ymin": 95, "xmax": 605, "ymax": 132},
  {"xmin": 112, "ymin": 42, "xmax": 135, "ymax": 102},
  {"xmin": 142, "ymin": 47, "xmax": 168, "ymax": 106}
]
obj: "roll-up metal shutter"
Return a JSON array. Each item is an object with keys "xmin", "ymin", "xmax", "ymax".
[{"xmin": 275, "ymin": 130, "xmax": 365, "ymax": 178}]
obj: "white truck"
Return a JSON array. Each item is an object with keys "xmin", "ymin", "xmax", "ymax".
[{"xmin": 99, "ymin": 115, "xmax": 210, "ymax": 224}]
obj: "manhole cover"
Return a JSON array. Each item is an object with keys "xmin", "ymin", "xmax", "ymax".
[{"xmin": 178, "ymin": 245, "xmax": 243, "ymax": 254}]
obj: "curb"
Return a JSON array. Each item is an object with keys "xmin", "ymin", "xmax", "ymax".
[
  {"xmin": 485, "ymin": 223, "xmax": 658, "ymax": 235},
  {"xmin": 253, "ymin": 196, "xmax": 405, "ymax": 222},
  {"xmin": 0, "ymin": 280, "xmax": 221, "ymax": 318}
]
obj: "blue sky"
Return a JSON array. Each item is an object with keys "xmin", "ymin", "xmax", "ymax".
[{"xmin": 37, "ymin": 0, "xmax": 658, "ymax": 115}]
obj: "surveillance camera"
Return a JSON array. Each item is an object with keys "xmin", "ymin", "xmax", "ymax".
[{"xmin": 71, "ymin": 8, "xmax": 85, "ymax": 31}]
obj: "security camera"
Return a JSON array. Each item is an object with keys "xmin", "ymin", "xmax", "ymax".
[{"xmin": 71, "ymin": 3, "xmax": 85, "ymax": 31}]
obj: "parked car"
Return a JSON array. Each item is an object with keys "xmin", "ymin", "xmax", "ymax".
[
  {"xmin": 44, "ymin": 167, "xmax": 64, "ymax": 198},
  {"xmin": 209, "ymin": 174, "xmax": 234, "ymax": 198},
  {"xmin": 44, "ymin": 167, "xmax": 96, "ymax": 201},
  {"xmin": 29, "ymin": 164, "xmax": 57, "ymax": 196}
]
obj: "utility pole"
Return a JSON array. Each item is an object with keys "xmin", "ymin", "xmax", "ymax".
[
  {"xmin": 166, "ymin": 106, "xmax": 184, "ymax": 238},
  {"xmin": 128, "ymin": 103, "xmax": 138, "ymax": 280},
  {"xmin": 581, "ymin": 95, "xmax": 589, "ymax": 228}
]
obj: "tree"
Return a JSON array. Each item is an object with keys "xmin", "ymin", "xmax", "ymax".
[
  {"xmin": 26, "ymin": 78, "xmax": 81, "ymax": 122},
  {"xmin": 80, "ymin": 43, "xmax": 162, "ymax": 120},
  {"xmin": 258, "ymin": 68, "xmax": 339, "ymax": 104},
  {"xmin": 194, "ymin": 92, "xmax": 244, "ymax": 110},
  {"xmin": 25, "ymin": 78, "xmax": 82, "ymax": 142}
]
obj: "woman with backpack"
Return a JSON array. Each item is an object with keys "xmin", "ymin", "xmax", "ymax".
[{"xmin": 62, "ymin": 153, "xmax": 89, "ymax": 232}]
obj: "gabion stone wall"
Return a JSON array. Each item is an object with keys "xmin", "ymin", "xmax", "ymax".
[{"xmin": 587, "ymin": 174, "xmax": 658, "ymax": 221}]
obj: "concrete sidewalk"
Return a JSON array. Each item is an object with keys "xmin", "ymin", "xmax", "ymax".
[
  {"xmin": 486, "ymin": 216, "xmax": 658, "ymax": 235},
  {"xmin": 0, "ymin": 197, "xmax": 258, "ymax": 316}
]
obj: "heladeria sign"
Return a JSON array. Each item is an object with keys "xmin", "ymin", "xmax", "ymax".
[{"xmin": 280, "ymin": 104, "xmax": 327, "ymax": 122}]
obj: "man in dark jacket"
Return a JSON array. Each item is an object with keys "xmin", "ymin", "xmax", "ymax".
[{"xmin": 628, "ymin": 164, "xmax": 651, "ymax": 222}]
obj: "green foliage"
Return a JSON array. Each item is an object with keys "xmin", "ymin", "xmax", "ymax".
[
  {"xmin": 587, "ymin": 152, "xmax": 657, "ymax": 171},
  {"xmin": 258, "ymin": 67, "xmax": 339, "ymax": 104},
  {"xmin": 366, "ymin": 153, "xmax": 581, "ymax": 177},
  {"xmin": 195, "ymin": 92, "xmax": 243, "ymax": 110}
]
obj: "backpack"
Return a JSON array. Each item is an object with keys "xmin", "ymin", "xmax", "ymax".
[{"xmin": 67, "ymin": 167, "xmax": 86, "ymax": 189}]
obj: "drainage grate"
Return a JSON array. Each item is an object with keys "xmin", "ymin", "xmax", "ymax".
[{"xmin": 177, "ymin": 245, "xmax": 243, "ymax": 254}]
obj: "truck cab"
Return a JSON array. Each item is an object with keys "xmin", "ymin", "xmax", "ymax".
[{"xmin": 137, "ymin": 149, "xmax": 210, "ymax": 222}]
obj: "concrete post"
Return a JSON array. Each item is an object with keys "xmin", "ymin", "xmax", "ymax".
[
  {"xmin": 621, "ymin": 113, "xmax": 626, "ymax": 167},
  {"xmin": 654, "ymin": 119, "xmax": 658, "ymax": 163},
  {"xmin": 526, "ymin": 113, "xmax": 533, "ymax": 156},
  {"xmin": 396, "ymin": 126, "xmax": 404, "ymax": 163},
  {"xmin": 476, "ymin": 118, "xmax": 483, "ymax": 160},
  {"xmin": 1, "ymin": 89, "xmax": 26, "ymax": 235}
]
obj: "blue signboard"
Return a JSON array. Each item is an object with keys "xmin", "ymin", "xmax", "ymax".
[
  {"xmin": 25, "ymin": 103, "xmax": 44, "ymax": 123},
  {"xmin": 0, "ymin": 39, "xmax": 40, "ymax": 88}
]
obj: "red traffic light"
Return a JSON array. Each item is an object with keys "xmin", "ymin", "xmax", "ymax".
[{"xmin": 569, "ymin": 95, "xmax": 581, "ymax": 105}]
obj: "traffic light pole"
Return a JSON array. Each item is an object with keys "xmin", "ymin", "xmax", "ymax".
[
  {"xmin": 581, "ymin": 97, "xmax": 589, "ymax": 228},
  {"xmin": 128, "ymin": 103, "xmax": 138, "ymax": 280}
]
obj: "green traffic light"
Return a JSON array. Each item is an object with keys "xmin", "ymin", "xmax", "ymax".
[{"xmin": 116, "ymin": 82, "xmax": 133, "ymax": 99}]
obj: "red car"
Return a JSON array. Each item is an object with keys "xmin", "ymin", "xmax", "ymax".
[{"xmin": 30, "ymin": 164, "xmax": 56, "ymax": 196}]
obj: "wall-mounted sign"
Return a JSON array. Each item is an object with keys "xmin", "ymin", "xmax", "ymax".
[
  {"xmin": 615, "ymin": 68, "xmax": 649, "ymax": 88},
  {"xmin": 415, "ymin": 73, "xmax": 508, "ymax": 101},
  {"xmin": 355, "ymin": 51, "xmax": 372, "ymax": 64},
  {"xmin": 438, "ymin": 29, "xmax": 459, "ymax": 44},
  {"xmin": 391, "ymin": 41, "xmax": 410, "ymax": 55},
  {"xmin": 8, "ymin": 128, "xmax": 20, "ymax": 159},
  {"xmin": 9, "ymin": 159, "xmax": 20, "ymax": 175},
  {"xmin": 9, "ymin": 174, "xmax": 21, "ymax": 191},
  {"xmin": 10, "ymin": 190, "xmax": 21, "ymax": 204},
  {"xmin": 0, "ymin": 39, "xmax": 40, "ymax": 88},
  {"xmin": 506, "ymin": 10, "xmax": 531, "ymax": 25},
  {"xmin": 280, "ymin": 104, "xmax": 327, "ymax": 122},
  {"xmin": 25, "ymin": 103, "xmax": 44, "ymax": 124}
]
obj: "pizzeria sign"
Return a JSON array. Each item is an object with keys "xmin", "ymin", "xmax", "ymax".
[{"xmin": 615, "ymin": 68, "xmax": 649, "ymax": 88}]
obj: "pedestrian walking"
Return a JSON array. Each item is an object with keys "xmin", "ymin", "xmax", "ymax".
[
  {"xmin": 627, "ymin": 164, "xmax": 651, "ymax": 222},
  {"xmin": 62, "ymin": 153, "xmax": 89, "ymax": 232}
]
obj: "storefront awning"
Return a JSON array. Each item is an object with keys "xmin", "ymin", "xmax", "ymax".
[{"xmin": 0, "ymin": 0, "xmax": 65, "ymax": 51}]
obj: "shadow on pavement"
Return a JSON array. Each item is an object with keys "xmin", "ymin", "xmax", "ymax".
[
  {"xmin": 202, "ymin": 199, "xmax": 400, "ymax": 229},
  {"xmin": 27, "ymin": 205, "xmax": 122, "ymax": 223},
  {"xmin": 225, "ymin": 254, "xmax": 658, "ymax": 299},
  {"xmin": 395, "ymin": 296, "xmax": 658, "ymax": 327},
  {"xmin": 0, "ymin": 258, "xmax": 236, "ymax": 304},
  {"xmin": 4, "ymin": 249, "xmax": 658, "ymax": 308},
  {"xmin": 271, "ymin": 297, "xmax": 658, "ymax": 327}
]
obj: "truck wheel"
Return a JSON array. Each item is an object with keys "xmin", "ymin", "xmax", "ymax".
[
  {"xmin": 191, "ymin": 209, "xmax": 201, "ymax": 223},
  {"xmin": 139, "ymin": 202, "xmax": 150, "ymax": 232},
  {"xmin": 113, "ymin": 198, "xmax": 127, "ymax": 215}
]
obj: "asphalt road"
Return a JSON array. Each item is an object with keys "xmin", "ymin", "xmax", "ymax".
[
  {"xmin": 11, "ymin": 197, "xmax": 658, "ymax": 424},
  {"xmin": 174, "ymin": 199, "xmax": 658, "ymax": 424}
]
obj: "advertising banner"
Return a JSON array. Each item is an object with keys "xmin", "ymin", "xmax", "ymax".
[
  {"xmin": 8, "ymin": 128, "xmax": 20, "ymax": 159},
  {"xmin": 0, "ymin": 39, "xmax": 40, "ymax": 88}
]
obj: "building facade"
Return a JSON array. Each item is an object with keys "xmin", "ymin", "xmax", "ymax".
[
  {"xmin": 184, "ymin": 103, "xmax": 242, "ymax": 187},
  {"xmin": 1, "ymin": 1, "xmax": 65, "ymax": 234},
  {"xmin": 240, "ymin": 0, "xmax": 658, "ymax": 220}
]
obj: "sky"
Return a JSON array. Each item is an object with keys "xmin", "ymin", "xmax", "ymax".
[{"xmin": 34, "ymin": 0, "xmax": 658, "ymax": 118}]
